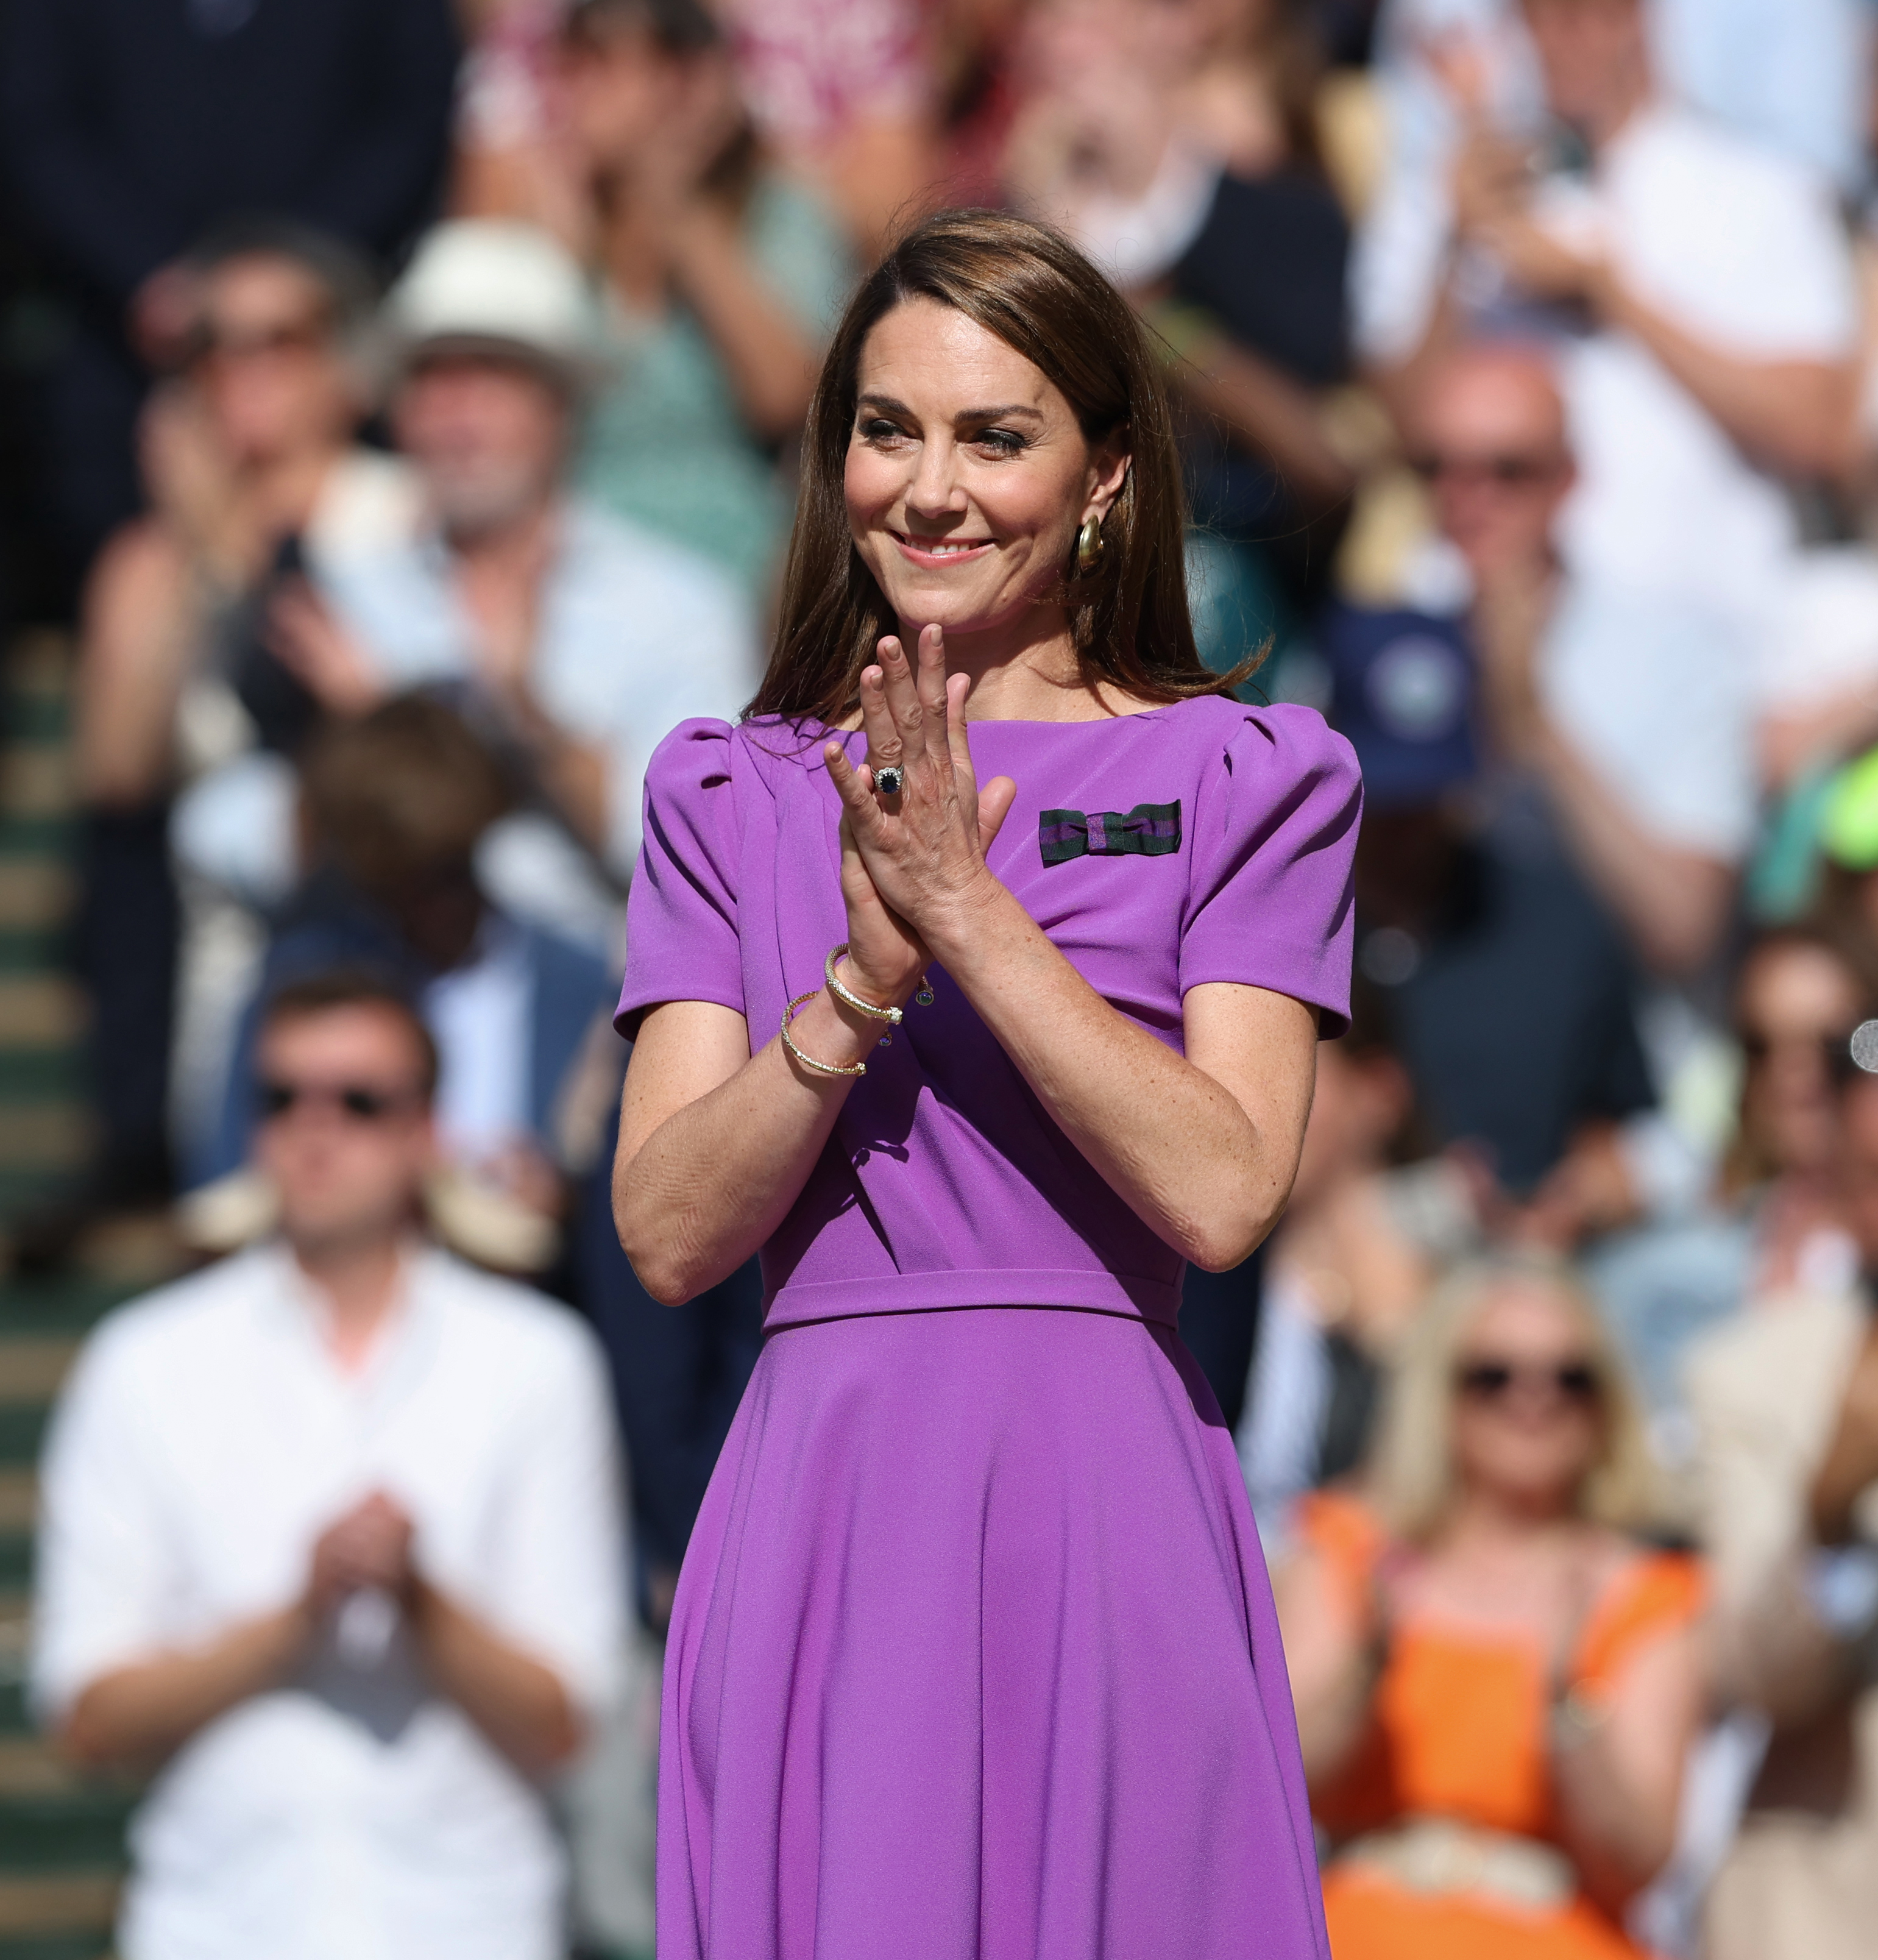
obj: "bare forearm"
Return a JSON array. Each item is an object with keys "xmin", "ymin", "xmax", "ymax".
[
  {"xmin": 60, "ymin": 1605, "xmax": 309, "ymax": 1770},
  {"xmin": 1552, "ymin": 1738, "xmax": 1677, "ymax": 1905},
  {"xmin": 1601, "ymin": 280, "xmax": 1855, "ymax": 478},
  {"xmin": 670, "ymin": 205, "xmax": 819, "ymax": 439},
  {"xmin": 615, "ymin": 993, "xmax": 876, "ymax": 1302},
  {"xmin": 408, "ymin": 1580, "xmax": 581, "ymax": 1777},
  {"xmin": 927, "ymin": 883, "xmax": 1299, "ymax": 1270},
  {"xmin": 1531, "ymin": 725, "xmax": 1732, "ymax": 976}
]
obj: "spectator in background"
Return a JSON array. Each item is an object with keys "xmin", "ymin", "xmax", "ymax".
[
  {"xmin": 183, "ymin": 218, "xmax": 757, "ymax": 956},
  {"xmin": 1587, "ymin": 928, "xmax": 1868, "ymax": 1436},
  {"xmin": 193, "ymin": 698, "xmax": 616, "ymax": 1266},
  {"xmin": 715, "ymin": 0, "xmax": 942, "ymax": 254},
  {"xmin": 556, "ymin": 0, "xmax": 854, "ymax": 600},
  {"xmin": 1004, "ymin": 0, "xmax": 1358, "ymax": 659},
  {"xmin": 0, "ymin": 0, "xmax": 458, "ymax": 584},
  {"xmin": 67, "ymin": 220, "xmax": 405, "ymax": 1218},
  {"xmin": 32, "ymin": 971, "xmax": 628, "ymax": 1960},
  {"xmin": 1408, "ymin": 339, "xmax": 1751, "ymax": 978},
  {"xmin": 1330, "ymin": 603, "xmax": 1658, "ymax": 1206},
  {"xmin": 1237, "ymin": 984, "xmax": 1469, "ymax": 1539},
  {"xmin": 1276, "ymin": 1255, "xmax": 1702, "ymax": 1959},
  {"xmin": 1687, "ymin": 1052, "xmax": 1878, "ymax": 1960},
  {"xmin": 1358, "ymin": 0, "xmax": 1860, "ymax": 647}
]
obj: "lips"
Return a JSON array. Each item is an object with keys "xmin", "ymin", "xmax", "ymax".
[{"xmin": 891, "ymin": 530, "xmax": 994, "ymax": 568}]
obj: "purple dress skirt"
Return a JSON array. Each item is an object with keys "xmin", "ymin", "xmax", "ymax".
[{"xmin": 615, "ymin": 698, "xmax": 1361, "ymax": 1959}]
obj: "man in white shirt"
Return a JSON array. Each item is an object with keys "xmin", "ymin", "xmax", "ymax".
[
  {"xmin": 1409, "ymin": 339, "xmax": 1752, "ymax": 978},
  {"xmin": 1357, "ymin": 0, "xmax": 1860, "ymax": 640},
  {"xmin": 32, "ymin": 970, "xmax": 628, "ymax": 1960}
]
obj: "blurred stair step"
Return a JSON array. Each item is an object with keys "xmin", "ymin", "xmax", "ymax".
[
  {"xmin": 0, "ymin": 1472, "xmax": 34, "ymax": 1532},
  {"xmin": 0, "ymin": 1871, "xmax": 117, "ymax": 1939},
  {"xmin": 0, "ymin": 1939, "xmax": 113, "ymax": 1960},
  {"xmin": 0, "ymin": 1802, "xmax": 131, "ymax": 1876}
]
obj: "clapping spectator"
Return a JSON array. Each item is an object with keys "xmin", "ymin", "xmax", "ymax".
[
  {"xmin": 1686, "ymin": 1051, "xmax": 1878, "ymax": 1960},
  {"xmin": 556, "ymin": 0, "xmax": 854, "ymax": 598},
  {"xmin": 181, "ymin": 218, "xmax": 758, "ymax": 956},
  {"xmin": 1588, "ymin": 928, "xmax": 1869, "ymax": 1436},
  {"xmin": 1358, "ymin": 0, "xmax": 1860, "ymax": 647},
  {"xmin": 1408, "ymin": 339, "xmax": 1751, "ymax": 978},
  {"xmin": 31, "ymin": 971, "xmax": 629, "ymax": 1960},
  {"xmin": 1277, "ymin": 1255, "xmax": 1703, "ymax": 1958},
  {"xmin": 1005, "ymin": 0, "xmax": 1358, "ymax": 655},
  {"xmin": 71, "ymin": 220, "xmax": 405, "ymax": 1212}
]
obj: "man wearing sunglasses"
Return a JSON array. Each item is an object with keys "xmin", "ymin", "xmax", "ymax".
[
  {"xmin": 30, "ymin": 970, "xmax": 628, "ymax": 1960},
  {"xmin": 1411, "ymin": 339, "xmax": 1751, "ymax": 985},
  {"xmin": 1687, "ymin": 1031, "xmax": 1878, "ymax": 1960}
]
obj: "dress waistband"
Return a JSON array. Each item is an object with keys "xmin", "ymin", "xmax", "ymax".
[{"xmin": 762, "ymin": 1268, "xmax": 1184, "ymax": 1332}]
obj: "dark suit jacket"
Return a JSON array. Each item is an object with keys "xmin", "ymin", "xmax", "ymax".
[{"xmin": 1, "ymin": 0, "xmax": 459, "ymax": 304}]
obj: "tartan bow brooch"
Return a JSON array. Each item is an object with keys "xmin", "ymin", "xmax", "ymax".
[{"xmin": 1038, "ymin": 800, "xmax": 1182, "ymax": 866}]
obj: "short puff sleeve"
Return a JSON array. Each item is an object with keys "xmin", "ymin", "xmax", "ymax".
[
  {"xmin": 1179, "ymin": 706, "xmax": 1361, "ymax": 1036},
  {"xmin": 615, "ymin": 719, "xmax": 744, "ymax": 1039}
]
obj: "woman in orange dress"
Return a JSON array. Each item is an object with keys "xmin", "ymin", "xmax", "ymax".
[{"xmin": 1273, "ymin": 1255, "xmax": 1704, "ymax": 1960}]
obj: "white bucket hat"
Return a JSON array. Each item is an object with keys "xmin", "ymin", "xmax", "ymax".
[{"xmin": 384, "ymin": 219, "xmax": 611, "ymax": 393}]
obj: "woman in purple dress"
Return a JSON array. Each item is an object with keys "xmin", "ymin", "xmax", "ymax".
[{"xmin": 612, "ymin": 209, "xmax": 1358, "ymax": 1958}]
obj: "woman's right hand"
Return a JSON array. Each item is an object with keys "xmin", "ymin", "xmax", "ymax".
[{"xmin": 835, "ymin": 803, "xmax": 930, "ymax": 1010}]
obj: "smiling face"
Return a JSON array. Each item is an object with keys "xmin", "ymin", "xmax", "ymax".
[
  {"xmin": 1449, "ymin": 1280, "xmax": 1608, "ymax": 1515},
  {"xmin": 843, "ymin": 298, "xmax": 1129, "ymax": 655}
]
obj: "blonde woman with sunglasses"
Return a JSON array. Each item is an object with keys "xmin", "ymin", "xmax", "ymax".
[{"xmin": 1274, "ymin": 1254, "xmax": 1703, "ymax": 1960}]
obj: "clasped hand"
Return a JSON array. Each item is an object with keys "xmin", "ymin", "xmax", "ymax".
[{"xmin": 821, "ymin": 625, "xmax": 1018, "ymax": 1007}]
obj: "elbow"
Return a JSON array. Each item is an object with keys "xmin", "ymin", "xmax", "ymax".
[
  {"xmin": 629, "ymin": 1257, "xmax": 698, "ymax": 1308},
  {"xmin": 1182, "ymin": 1207, "xmax": 1279, "ymax": 1276},
  {"xmin": 612, "ymin": 1202, "xmax": 704, "ymax": 1307}
]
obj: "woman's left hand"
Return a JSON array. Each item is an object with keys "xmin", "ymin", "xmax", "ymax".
[{"xmin": 823, "ymin": 625, "xmax": 1018, "ymax": 951}]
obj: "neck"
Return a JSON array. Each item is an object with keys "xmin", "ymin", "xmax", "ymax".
[
  {"xmin": 907, "ymin": 603, "xmax": 1129, "ymax": 723},
  {"xmin": 290, "ymin": 1229, "xmax": 406, "ymax": 1369},
  {"xmin": 444, "ymin": 491, "xmax": 558, "ymax": 566},
  {"xmin": 1576, "ymin": 69, "xmax": 1653, "ymax": 154},
  {"xmin": 1444, "ymin": 1480, "xmax": 1581, "ymax": 1546}
]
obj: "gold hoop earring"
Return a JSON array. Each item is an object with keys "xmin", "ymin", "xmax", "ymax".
[{"xmin": 1075, "ymin": 514, "xmax": 1105, "ymax": 574}]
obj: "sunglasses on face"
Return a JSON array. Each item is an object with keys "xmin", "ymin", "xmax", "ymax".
[
  {"xmin": 1740, "ymin": 1029, "xmax": 1863, "ymax": 1085},
  {"xmin": 256, "ymin": 1080, "xmax": 423, "ymax": 1124},
  {"xmin": 196, "ymin": 318, "xmax": 331, "ymax": 365},
  {"xmin": 1455, "ymin": 1357, "xmax": 1602, "ymax": 1405},
  {"xmin": 1408, "ymin": 452, "xmax": 1565, "ymax": 489}
]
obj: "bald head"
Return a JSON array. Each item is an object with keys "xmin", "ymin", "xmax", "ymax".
[{"xmin": 1412, "ymin": 344, "xmax": 1575, "ymax": 578}]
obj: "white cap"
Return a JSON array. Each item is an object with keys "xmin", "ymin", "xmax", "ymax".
[{"xmin": 384, "ymin": 219, "xmax": 610, "ymax": 391}]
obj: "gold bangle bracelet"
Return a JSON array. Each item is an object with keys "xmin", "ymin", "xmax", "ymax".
[
  {"xmin": 780, "ymin": 991, "xmax": 866, "ymax": 1078},
  {"xmin": 824, "ymin": 943, "xmax": 902, "ymax": 1024}
]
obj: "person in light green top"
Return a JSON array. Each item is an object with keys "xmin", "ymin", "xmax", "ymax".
[{"xmin": 557, "ymin": 0, "xmax": 855, "ymax": 603}]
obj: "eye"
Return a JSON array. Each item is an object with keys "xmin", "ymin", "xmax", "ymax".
[
  {"xmin": 857, "ymin": 416, "xmax": 909, "ymax": 444},
  {"xmin": 973, "ymin": 427, "xmax": 1028, "ymax": 456}
]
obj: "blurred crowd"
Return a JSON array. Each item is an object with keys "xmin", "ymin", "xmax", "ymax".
[{"xmin": 9, "ymin": 0, "xmax": 1878, "ymax": 1956}]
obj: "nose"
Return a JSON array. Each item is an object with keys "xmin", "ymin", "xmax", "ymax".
[{"xmin": 904, "ymin": 433, "xmax": 968, "ymax": 524}]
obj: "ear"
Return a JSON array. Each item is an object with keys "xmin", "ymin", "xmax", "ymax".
[{"xmin": 1082, "ymin": 430, "xmax": 1132, "ymax": 524}]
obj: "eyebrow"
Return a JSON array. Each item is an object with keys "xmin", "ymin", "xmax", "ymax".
[{"xmin": 856, "ymin": 392, "xmax": 1046, "ymax": 425}]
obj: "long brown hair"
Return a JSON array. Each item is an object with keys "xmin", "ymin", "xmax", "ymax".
[{"xmin": 751, "ymin": 208, "xmax": 1249, "ymax": 725}]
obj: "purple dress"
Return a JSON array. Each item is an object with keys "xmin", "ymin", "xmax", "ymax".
[{"xmin": 616, "ymin": 695, "xmax": 1360, "ymax": 1960}]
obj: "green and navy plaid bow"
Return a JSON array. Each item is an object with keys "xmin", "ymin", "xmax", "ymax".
[{"xmin": 1038, "ymin": 800, "xmax": 1182, "ymax": 865}]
